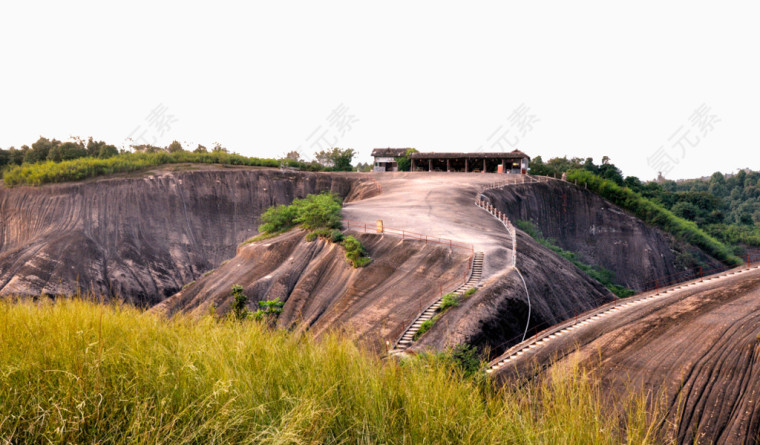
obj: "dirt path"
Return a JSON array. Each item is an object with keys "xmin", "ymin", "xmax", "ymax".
[{"xmin": 343, "ymin": 172, "xmax": 525, "ymax": 279}]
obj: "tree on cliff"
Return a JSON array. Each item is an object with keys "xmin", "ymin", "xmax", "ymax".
[
  {"xmin": 47, "ymin": 142, "xmax": 88, "ymax": 162},
  {"xmin": 24, "ymin": 137, "xmax": 61, "ymax": 163},
  {"xmin": 314, "ymin": 147, "xmax": 355, "ymax": 171}
]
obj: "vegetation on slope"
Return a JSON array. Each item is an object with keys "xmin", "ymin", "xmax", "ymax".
[
  {"xmin": 531, "ymin": 155, "xmax": 754, "ymax": 265},
  {"xmin": 256, "ymin": 192, "xmax": 371, "ymax": 267},
  {"xmin": 0, "ymin": 299, "xmax": 665, "ymax": 444},
  {"xmin": 565, "ymin": 170, "xmax": 741, "ymax": 266},
  {"xmin": 2, "ymin": 151, "xmax": 289, "ymax": 186},
  {"xmin": 1, "ymin": 137, "xmax": 361, "ymax": 187},
  {"xmin": 515, "ymin": 220, "xmax": 635, "ymax": 297}
]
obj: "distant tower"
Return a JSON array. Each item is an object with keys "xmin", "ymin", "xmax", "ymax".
[{"xmin": 656, "ymin": 171, "xmax": 666, "ymax": 184}]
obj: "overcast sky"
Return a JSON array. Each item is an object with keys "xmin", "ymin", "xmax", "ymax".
[{"xmin": 1, "ymin": 1, "xmax": 758, "ymax": 180}]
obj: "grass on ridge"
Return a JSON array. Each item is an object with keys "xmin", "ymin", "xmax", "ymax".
[
  {"xmin": 0, "ymin": 298, "xmax": 666, "ymax": 444},
  {"xmin": 1, "ymin": 151, "xmax": 322, "ymax": 187}
]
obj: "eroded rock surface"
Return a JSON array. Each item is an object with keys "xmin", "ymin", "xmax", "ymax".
[
  {"xmin": 484, "ymin": 181, "xmax": 724, "ymax": 290},
  {"xmin": 153, "ymin": 229, "xmax": 470, "ymax": 353},
  {"xmin": 490, "ymin": 267, "xmax": 760, "ymax": 444},
  {"xmin": 411, "ymin": 229, "xmax": 616, "ymax": 358},
  {"xmin": 0, "ymin": 166, "xmax": 365, "ymax": 305}
]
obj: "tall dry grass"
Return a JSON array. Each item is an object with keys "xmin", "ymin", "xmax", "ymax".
[{"xmin": 0, "ymin": 299, "xmax": 666, "ymax": 444}]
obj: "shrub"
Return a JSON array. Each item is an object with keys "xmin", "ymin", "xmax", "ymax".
[
  {"xmin": 450, "ymin": 344, "xmax": 483, "ymax": 377},
  {"xmin": 258, "ymin": 204, "xmax": 299, "ymax": 234},
  {"xmin": 353, "ymin": 256, "xmax": 372, "ymax": 267},
  {"xmin": 292, "ymin": 192, "xmax": 343, "ymax": 230},
  {"xmin": 464, "ymin": 287, "xmax": 477, "ymax": 297},
  {"xmin": 230, "ymin": 284, "xmax": 248, "ymax": 320},
  {"xmin": 330, "ymin": 229, "xmax": 345, "ymax": 243},
  {"xmin": 251, "ymin": 298, "xmax": 284, "ymax": 322},
  {"xmin": 258, "ymin": 192, "xmax": 342, "ymax": 236},
  {"xmin": 439, "ymin": 293, "xmax": 460, "ymax": 311},
  {"xmin": 342, "ymin": 235, "xmax": 371, "ymax": 268},
  {"xmin": 413, "ymin": 317, "xmax": 436, "ymax": 340}
]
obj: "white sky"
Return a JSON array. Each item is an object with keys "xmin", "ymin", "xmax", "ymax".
[{"xmin": 1, "ymin": 1, "xmax": 758, "ymax": 180}]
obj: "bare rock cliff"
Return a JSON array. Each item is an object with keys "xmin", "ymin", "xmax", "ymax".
[{"xmin": 0, "ymin": 166, "xmax": 366, "ymax": 305}]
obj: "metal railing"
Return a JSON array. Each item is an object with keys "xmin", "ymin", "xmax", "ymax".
[
  {"xmin": 474, "ymin": 199, "xmax": 516, "ymax": 267},
  {"xmin": 342, "ymin": 219, "xmax": 474, "ymax": 253}
]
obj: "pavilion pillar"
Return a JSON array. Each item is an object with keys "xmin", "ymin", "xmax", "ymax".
[
  {"xmin": 411, "ymin": 158, "xmax": 415, "ymax": 171},
  {"xmin": 428, "ymin": 159, "xmax": 433, "ymax": 171},
  {"xmin": 446, "ymin": 159, "xmax": 450, "ymax": 172},
  {"xmin": 483, "ymin": 158, "xmax": 487, "ymax": 173},
  {"xmin": 465, "ymin": 158, "xmax": 468, "ymax": 173}
]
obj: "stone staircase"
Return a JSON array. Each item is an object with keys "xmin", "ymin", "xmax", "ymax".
[{"xmin": 389, "ymin": 252, "xmax": 484, "ymax": 355}]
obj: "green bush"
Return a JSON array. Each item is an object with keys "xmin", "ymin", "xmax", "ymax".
[
  {"xmin": 230, "ymin": 284, "xmax": 248, "ymax": 320},
  {"xmin": 567, "ymin": 169, "xmax": 741, "ymax": 266},
  {"xmin": 292, "ymin": 192, "xmax": 343, "ymax": 230},
  {"xmin": 256, "ymin": 195, "xmax": 369, "ymax": 268},
  {"xmin": 342, "ymin": 235, "xmax": 371, "ymax": 268},
  {"xmin": 251, "ymin": 298, "xmax": 284, "ymax": 322},
  {"xmin": 439, "ymin": 293, "xmax": 460, "ymax": 311},
  {"xmin": 258, "ymin": 204, "xmax": 299, "ymax": 234},
  {"xmin": 330, "ymin": 229, "xmax": 345, "ymax": 243},
  {"xmin": 258, "ymin": 192, "xmax": 343, "ymax": 236},
  {"xmin": 464, "ymin": 287, "xmax": 477, "ymax": 297},
  {"xmin": 450, "ymin": 344, "xmax": 484, "ymax": 378},
  {"xmin": 516, "ymin": 220, "xmax": 635, "ymax": 298}
]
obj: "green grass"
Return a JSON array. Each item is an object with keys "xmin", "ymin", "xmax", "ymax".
[
  {"xmin": 413, "ymin": 316, "xmax": 440, "ymax": 340},
  {"xmin": 516, "ymin": 220, "xmax": 635, "ymax": 298},
  {"xmin": 252, "ymin": 194, "xmax": 371, "ymax": 268},
  {"xmin": 567, "ymin": 169, "xmax": 742, "ymax": 266},
  {"xmin": 1, "ymin": 151, "xmax": 323, "ymax": 187},
  {"xmin": 439, "ymin": 293, "xmax": 461, "ymax": 311},
  {"xmin": 0, "ymin": 299, "xmax": 665, "ymax": 444}
]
